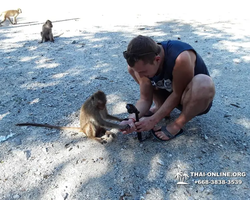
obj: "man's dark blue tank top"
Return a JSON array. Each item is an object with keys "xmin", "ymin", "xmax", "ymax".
[{"xmin": 150, "ymin": 40, "xmax": 210, "ymax": 92}]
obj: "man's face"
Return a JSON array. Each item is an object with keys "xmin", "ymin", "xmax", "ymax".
[{"xmin": 132, "ymin": 57, "xmax": 160, "ymax": 78}]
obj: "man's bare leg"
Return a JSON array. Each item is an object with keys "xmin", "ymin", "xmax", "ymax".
[
  {"xmin": 154, "ymin": 74, "xmax": 215, "ymax": 140},
  {"xmin": 148, "ymin": 89, "xmax": 171, "ymax": 115}
]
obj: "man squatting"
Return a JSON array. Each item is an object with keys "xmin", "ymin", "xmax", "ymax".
[{"xmin": 120, "ymin": 35, "xmax": 215, "ymax": 141}]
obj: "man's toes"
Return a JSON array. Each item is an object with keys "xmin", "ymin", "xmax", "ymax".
[{"xmin": 156, "ymin": 131, "xmax": 169, "ymax": 140}]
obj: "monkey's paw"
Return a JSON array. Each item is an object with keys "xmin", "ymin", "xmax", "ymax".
[
  {"xmin": 104, "ymin": 131, "xmax": 116, "ymax": 138},
  {"xmin": 100, "ymin": 139, "xmax": 108, "ymax": 144},
  {"xmin": 120, "ymin": 124, "xmax": 130, "ymax": 131}
]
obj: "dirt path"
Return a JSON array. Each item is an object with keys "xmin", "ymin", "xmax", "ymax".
[{"xmin": 0, "ymin": 1, "xmax": 249, "ymax": 199}]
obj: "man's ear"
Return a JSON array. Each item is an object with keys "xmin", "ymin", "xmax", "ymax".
[{"xmin": 155, "ymin": 55, "xmax": 161, "ymax": 62}]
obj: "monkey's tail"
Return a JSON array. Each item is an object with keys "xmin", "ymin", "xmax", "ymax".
[
  {"xmin": 54, "ymin": 33, "xmax": 64, "ymax": 38},
  {"xmin": 16, "ymin": 123, "xmax": 82, "ymax": 132}
]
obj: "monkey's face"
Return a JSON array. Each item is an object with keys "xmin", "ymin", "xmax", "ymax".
[
  {"xmin": 92, "ymin": 90, "xmax": 107, "ymax": 110},
  {"xmin": 97, "ymin": 100, "xmax": 106, "ymax": 110},
  {"xmin": 18, "ymin": 8, "xmax": 22, "ymax": 13},
  {"xmin": 46, "ymin": 20, "xmax": 53, "ymax": 28}
]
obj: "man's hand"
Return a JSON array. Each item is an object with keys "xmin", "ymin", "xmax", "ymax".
[
  {"xmin": 135, "ymin": 117, "xmax": 155, "ymax": 132},
  {"xmin": 119, "ymin": 118, "xmax": 136, "ymax": 134}
]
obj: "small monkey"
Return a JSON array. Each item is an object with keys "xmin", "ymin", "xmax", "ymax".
[
  {"xmin": 39, "ymin": 20, "xmax": 54, "ymax": 43},
  {"xmin": 0, "ymin": 8, "xmax": 22, "ymax": 25},
  {"xmin": 16, "ymin": 91, "xmax": 129, "ymax": 144},
  {"xmin": 39, "ymin": 20, "xmax": 63, "ymax": 43}
]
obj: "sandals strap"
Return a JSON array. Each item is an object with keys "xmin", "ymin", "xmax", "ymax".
[{"xmin": 160, "ymin": 126, "xmax": 175, "ymax": 139}]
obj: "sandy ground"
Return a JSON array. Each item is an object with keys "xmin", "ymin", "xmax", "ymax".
[{"xmin": 0, "ymin": 0, "xmax": 250, "ymax": 199}]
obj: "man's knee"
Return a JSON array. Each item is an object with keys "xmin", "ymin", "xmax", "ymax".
[
  {"xmin": 181, "ymin": 74, "xmax": 215, "ymax": 115},
  {"xmin": 193, "ymin": 74, "xmax": 215, "ymax": 99},
  {"xmin": 181, "ymin": 74, "xmax": 215, "ymax": 106}
]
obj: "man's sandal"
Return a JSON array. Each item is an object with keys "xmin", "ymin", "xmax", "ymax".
[{"xmin": 150, "ymin": 126, "xmax": 184, "ymax": 141}]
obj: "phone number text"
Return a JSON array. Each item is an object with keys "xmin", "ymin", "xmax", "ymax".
[{"xmin": 194, "ymin": 180, "xmax": 242, "ymax": 185}]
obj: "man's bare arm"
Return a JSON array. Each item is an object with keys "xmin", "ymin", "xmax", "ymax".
[
  {"xmin": 152, "ymin": 51, "xmax": 195, "ymax": 123},
  {"xmin": 128, "ymin": 75, "xmax": 153, "ymax": 119}
]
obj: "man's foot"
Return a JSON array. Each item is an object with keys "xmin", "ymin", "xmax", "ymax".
[
  {"xmin": 149, "ymin": 106, "xmax": 158, "ymax": 113},
  {"xmin": 151, "ymin": 126, "xmax": 183, "ymax": 141}
]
